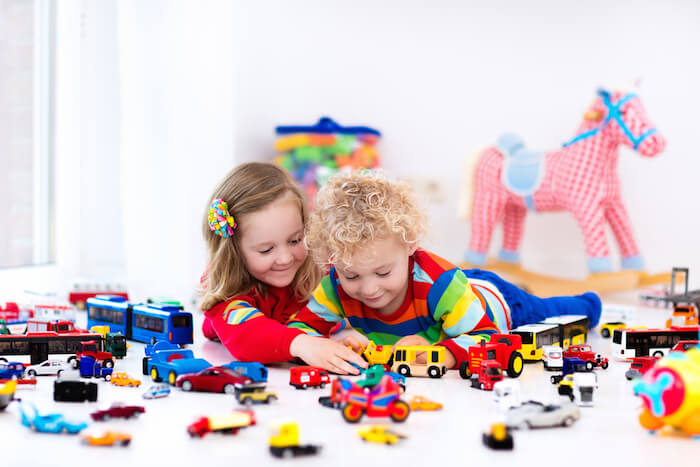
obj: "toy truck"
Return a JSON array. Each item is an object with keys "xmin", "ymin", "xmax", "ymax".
[
  {"xmin": 572, "ymin": 372, "xmax": 597, "ymax": 406},
  {"xmin": 54, "ymin": 379, "xmax": 98, "ymax": 402},
  {"xmin": 289, "ymin": 366, "xmax": 330, "ymax": 389},
  {"xmin": 563, "ymin": 344, "xmax": 609, "ymax": 371},
  {"xmin": 146, "ymin": 348, "xmax": 211, "ymax": 385},
  {"xmin": 142, "ymin": 340, "xmax": 179, "ymax": 375},
  {"xmin": 625, "ymin": 356, "xmax": 660, "ymax": 380},
  {"xmin": 458, "ymin": 334, "xmax": 524, "ymax": 380},
  {"xmin": 666, "ymin": 304, "xmax": 699, "ymax": 327},
  {"xmin": 269, "ymin": 422, "xmax": 322, "ymax": 458},
  {"xmin": 0, "ymin": 380, "xmax": 17, "ymax": 410},
  {"xmin": 68, "ymin": 341, "xmax": 114, "ymax": 370},
  {"xmin": 550, "ymin": 357, "xmax": 588, "ymax": 384},
  {"xmin": 469, "ymin": 360, "xmax": 503, "ymax": 391},
  {"xmin": 26, "ymin": 320, "xmax": 85, "ymax": 334},
  {"xmin": 78, "ymin": 356, "xmax": 113, "ymax": 380},
  {"xmin": 104, "ymin": 332, "xmax": 127, "ymax": 359},
  {"xmin": 542, "ymin": 345, "xmax": 564, "ymax": 371},
  {"xmin": 359, "ymin": 341, "xmax": 395, "ymax": 367},
  {"xmin": 187, "ymin": 410, "xmax": 255, "ymax": 438},
  {"xmin": 493, "ymin": 380, "xmax": 522, "ymax": 412}
]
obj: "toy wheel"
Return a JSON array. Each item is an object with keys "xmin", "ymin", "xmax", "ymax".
[
  {"xmin": 398, "ymin": 365, "xmax": 411, "ymax": 377},
  {"xmin": 320, "ymin": 383, "xmax": 325, "ymax": 388},
  {"xmin": 243, "ymin": 397, "xmax": 252, "ymax": 406},
  {"xmin": 390, "ymin": 400, "xmax": 410, "ymax": 422},
  {"xmin": 120, "ymin": 439, "xmax": 131, "ymax": 447},
  {"xmin": 104, "ymin": 359, "xmax": 114, "ymax": 369},
  {"xmin": 142, "ymin": 357, "xmax": 149, "ymax": 375},
  {"xmin": 168, "ymin": 371, "xmax": 177, "ymax": 385},
  {"xmin": 585, "ymin": 361, "xmax": 594, "ymax": 372},
  {"xmin": 302, "ymin": 384, "xmax": 307, "ymax": 389},
  {"xmin": 653, "ymin": 351, "xmax": 664, "ymax": 358},
  {"xmin": 427, "ymin": 366, "xmax": 441, "ymax": 378},
  {"xmin": 27, "ymin": 369, "xmax": 36, "ymax": 378},
  {"xmin": 568, "ymin": 394, "xmax": 574, "ymax": 402},
  {"xmin": 601, "ymin": 361, "xmax": 609, "ymax": 370},
  {"xmin": 282, "ymin": 448, "xmax": 293, "ymax": 459},
  {"xmin": 104, "ymin": 374, "xmax": 111, "ymax": 382},
  {"xmin": 57, "ymin": 369, "xmax": 63, "ymax": 378},
  {"xmin": 480, "ymin": 383, "xmax": 485, "ymax": 390},
  {"xmin": 562, "ymin": 416, "xmax": 574, "ymax": 427},
  {"xmin": 267, "ymin": 395, "xmax": 276, "ymax": 403},
  {"xmin": 342, "ymin": 404, "xmax": 364, "ymax": 423},
  {"xmin": 601, "ymin": 328, "xmax": 610, "ymax": 338},
  {"xmin": 507, "ymin": 352, "xmax": 524, "ymax": 378},
  {"xmin": 150, "ymin": 367, "xmax": 161, "ymax": 382},
  {"xmin": 70, "ymin": 357, "xmax": 78, "ymax": 369},
  {"xmin": 223, "ymin": 384, "xmax": 236, "ymax": 394},
  {"xmin": 458, "ymin": 362, "xmax": 472, "ymax": 379},
  {"xmin": 182, "ymin": 380, "xmax": 193, "ymax": 392}
]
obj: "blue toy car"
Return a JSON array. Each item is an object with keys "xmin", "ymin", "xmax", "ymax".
[
  {"xmin": 142, "ymin": 383, "xmax": 171, "ymax": 399},
  {"xmin": 146, "ymin": 348, "xmax": 211, "ymax": 385},
  {"xmin": 18, "ymin": 402, "xmax": 88, "ymax": 434},
  {"xmin": 223, "ymin": 361, "xmax": 268, "ymax": 383},
  {"xmin": 0, "ymin": 362, "xmax": 26, "ymax": 379},
  {"xmin": 142, "ymin": 341, "xmax": 180, "ymax": 375}
]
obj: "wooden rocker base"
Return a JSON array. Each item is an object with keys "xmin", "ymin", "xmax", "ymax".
[{"xmin": 459, "ymin": 259, "xmax": 671, "ymax": 296}]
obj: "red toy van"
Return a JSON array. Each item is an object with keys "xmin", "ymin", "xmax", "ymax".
[{"xmin": 289, "ymin": 366, "xmax": 330, "ymax": 389}]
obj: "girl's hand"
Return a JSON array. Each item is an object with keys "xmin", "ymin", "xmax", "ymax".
[
  {"xmin": 331, "ymin": 329, "xmax": 369, "ymax": 353},
  {"xmin": 289, "ymin": 334, "xmax": 368, "ymax": 375}
]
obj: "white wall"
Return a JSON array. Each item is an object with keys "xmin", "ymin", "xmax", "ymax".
[{"xmin": 232, "ymin": 0, "xmax": 700, "ymax": 285}]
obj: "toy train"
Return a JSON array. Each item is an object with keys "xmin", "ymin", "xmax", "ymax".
[{"xmin": 86, "ymin": 296, "xmax": 192, "ymax": 346}]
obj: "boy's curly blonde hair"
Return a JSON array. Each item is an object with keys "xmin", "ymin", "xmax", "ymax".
[{"xmin": 306, "ymin": 170, "xmax": 427, "ymax": 266}]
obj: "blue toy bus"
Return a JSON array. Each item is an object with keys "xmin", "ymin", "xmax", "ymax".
[{"xmin": 86, "ymin": 295, "xmax": 193, "ymax": 346}]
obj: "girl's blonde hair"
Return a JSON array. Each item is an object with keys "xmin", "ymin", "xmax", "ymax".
[
  {"xmin": 306, "ymin": 170, "xmax": 428, "ymax": 266},
  {"xmin": 201, "ymin": 162, "xmax": 321, "ymax": 310}
]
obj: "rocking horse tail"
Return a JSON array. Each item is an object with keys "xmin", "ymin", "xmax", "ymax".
[{"xmin": 457, "ymin": 146, "xmax": 488, "ymax": 220}]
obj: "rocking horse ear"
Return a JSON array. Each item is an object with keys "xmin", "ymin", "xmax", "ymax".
[{"xmin": 596, "ymin": 88, "xmax": 611, "ymax": 99}]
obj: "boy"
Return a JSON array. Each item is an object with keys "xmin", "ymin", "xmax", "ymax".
[{"xmin": 287, "ymin": 171, "xmax": 601, "ymax": 374}]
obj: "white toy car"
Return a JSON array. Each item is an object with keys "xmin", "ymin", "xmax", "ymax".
[
  {"xmin": 493, "ymin": 380, "xmax": 522, "ymax": 412},
  {"xmin": 505, "ymin": 400, "xmax": 580, "ymax": 429},
  {"xmin": 25, "ymin": 359, "xmax": 70, "ymax": 378},
  {"xmin": 542, "ymin": 345, "xmax": 563, "ymax": 371}
]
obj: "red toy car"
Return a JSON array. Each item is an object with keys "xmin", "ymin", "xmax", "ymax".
[
  {"xmin": 670, "ymin": 340, "xmax": 699, "ymax": 352},
  {"xmin": 91, "ymin": 403, "xmax": 145, "ymax": 421},
  {"xmin": 176, "ymin": 366, "xmax": 256, "ymax": 394},
  {"xmin": 563, "ymin": 344, "xmax": 609, "ymax": 371},
  {"xmin": 289, "ymin": 366, "xmax": 330, "ymax": 389},
  {"xmin": 340, "ymin": 375, "xmax": 410, "ymax": 423},
  {"xmin": 625, "ymin": 356, "xmax": 660, "ymax": 381}
]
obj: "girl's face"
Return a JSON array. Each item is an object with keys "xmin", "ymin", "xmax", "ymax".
[{"xmin": 238, "ymin": 192, "xmax": 307, "ymax": 288}]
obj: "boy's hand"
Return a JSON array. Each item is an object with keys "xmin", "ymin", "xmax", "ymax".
[
  {"xmin": 392, "ymin": 335, "xmax": 456, "ymax": 368},
  {"xmin": 393, "ymin": 334, "xmax": 430, "ymax": 348},
  {"xmin": 289, "ymin": 334, "xmax": 368, "ymax": 375}
]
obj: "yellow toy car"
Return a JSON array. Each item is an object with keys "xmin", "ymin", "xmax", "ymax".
[
  {"xmin": 408, "ymin": 395, "xmax": 443, "ymax": 411},
  {"xmin": 357, "ymin": 425, "xmax": 407, "ymax": 445},
  {"xmin": 80, "ymin": 430, "xmax": 132, "ymax": 447},
  {"xmin": 110, "ymin": 372, "xmax": 141, "ymax": 387},
  {"xmin": 600, "ymin": 322, "xmax": 626, "ymax": 338}
]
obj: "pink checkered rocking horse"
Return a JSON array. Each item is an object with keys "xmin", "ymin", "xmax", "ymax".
[{"xmin": 461, "ymin": 88, "xmax": 666, "ymax": 274}]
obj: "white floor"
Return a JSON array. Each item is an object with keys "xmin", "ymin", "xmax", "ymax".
[{"xmin": 2, "ymin": 292, "xmax": 696, "ymax": 467}]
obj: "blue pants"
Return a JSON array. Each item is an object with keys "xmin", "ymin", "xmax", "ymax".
[{"xmin": 464, "ymin": 269, "xmax": 602, "ymax": 329}]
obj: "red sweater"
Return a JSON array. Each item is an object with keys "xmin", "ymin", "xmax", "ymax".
[{"xmin": 202, "ymin": 286, "xmax": 306, "ymax": 363}]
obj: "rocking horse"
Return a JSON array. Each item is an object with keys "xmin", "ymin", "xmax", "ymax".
[{"xmin": 460, "ymin": 88, "xmax": 667, "ymax": 294}]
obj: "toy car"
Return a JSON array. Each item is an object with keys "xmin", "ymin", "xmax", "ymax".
[
  {"xmin": 223, "ymin": 361, "xmax": 268, "ymax": 383},
  {"xmin": 289, "ymin": 366, "xmax": 330, "ymax": 389},
  {"xmin": 407, "ymin": 395, "xmax": 443, "ymax": 411},
  {"xmin": 110, "ymin": 372, "xmax": 141, "ymax": 387},
  {"xmin": 670, "ymin": 340, "xmax": 699, "ymax": 352},
  {"xmin": 600, "ymin": 321, "xmax": 626, "ymax": 338},
  {"xmin": 18, "ymin": 402, "xmax": 88, "ymax": 434},
  {"xmin": 541, "ymin": 345, "xmax": 563, "ymax": 371},
  {"xmin": 80, "ymin": 431, "xmax": 132, "ymax": 447},
  {"xmin": 187, "ymin": 410, "xmax": 256, "ymax": 438},
  {"xmin": 482, "ymin": 422, "xmax": 513, "ymax": 450},
  {"xmin": 176, "ymin": 366, "xmax": 257, "ymax": 394},
  {"xmin": 563, "ymin": 344, "xmax": 609, "ymax": 371},
  {"xmin": 91, "ymin": 403, "xmax": 145, "ymax": 421},
  {"xmin": 142, "ymin": 383, "xmax": 171, "ymax": 399},
  {"xmin": 0, "ymin": 361, "xmax": 26, "ymax": 379},
  {"xmin": 493, "ymin": 380, "xmax": 522, "ymax": 412},
  {"xmin": 0, "ymin": 379, "xmax": 16, "ymax": 411},
  {"xmin": 357, "ymin": 425, "xmax": 407, "ymax": 445},
  {"xmin": 26, "ymin": 359, "xmax": 70, "ymax": 378},
  {"xmin": 269, "ymin": 421, "xmax": 321, "ymax": 458},
  {"xmin": 236, "ymin": 386, "xmax": 278, "ymax": 405},
  {"xmin": 54, "ymin": 379, "xmax": 98, "ymax": 402},
  {"xmin": 505, "ymin": 400, "xmax": 580, "ymax": 429},
  {"xmin": 625, "ymin": 356, "xmax": 660, "ymax": 381}
]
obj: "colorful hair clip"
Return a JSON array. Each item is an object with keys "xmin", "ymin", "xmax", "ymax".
[{"xmin": 208, "ymin": 198, "xmax": 237, "ymax": 238}]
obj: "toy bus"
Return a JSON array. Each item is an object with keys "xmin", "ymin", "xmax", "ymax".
[
  {"xmin": 611, "ymin": 326, "xmax": 700, "ymax": 360},
  {"xmin": 86, "ymin": 296, "xmax": 193, "ymax": 346},
  {"xmin": 510, "ymin": 323, "xmax": 562, "ymax": 362},
  {"xmin": 540, "ymin": 315, "xmax": 589, "ymax": 348}
]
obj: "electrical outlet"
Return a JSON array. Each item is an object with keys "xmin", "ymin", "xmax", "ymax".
[{"xmin": 402, "ymin": 177, "xmax": 446, "ymax": 204}]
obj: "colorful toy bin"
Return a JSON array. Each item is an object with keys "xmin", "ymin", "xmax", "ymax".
[{"xmin": 274, "ymin": 117, "xmax": 381, "ymax": 209}]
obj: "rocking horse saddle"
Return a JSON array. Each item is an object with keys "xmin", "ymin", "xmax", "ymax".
[{"xmin": 497, "ymin": 133, "xmax": 545, "ymax": 205}]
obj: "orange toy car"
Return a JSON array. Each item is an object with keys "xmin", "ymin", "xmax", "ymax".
[
  {"xmin": 408, "ymin": 395, "xmax": 443, "ymax": 411},
  {"xmin": 110, "ymin": 372, "xmax": 141, "ymax": 387},
  {"xmin": 81, "ymin": 431, "xmax": 132, "ymax": 447}
]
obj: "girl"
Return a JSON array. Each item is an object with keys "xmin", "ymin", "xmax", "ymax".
[{"xmin": 200, "ymin": 162, "xmax": 365, "ymax": 369}]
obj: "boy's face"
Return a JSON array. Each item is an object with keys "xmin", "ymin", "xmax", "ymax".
[{"xmin": 334, "ymin": 236, "xmax": 417, "ymax": 316}]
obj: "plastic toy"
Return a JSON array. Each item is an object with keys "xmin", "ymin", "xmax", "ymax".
[
  {"xmin": 633, "ymin": 348, "xmax": 700, "ymax": 436},
  {"xmin": 223, "ymin": 361, "xmax": 268, "ymax": 383},
  {"xmin": 459, "ymin": 334, "xmax": 524, "ymax": 380},
  {"xmin": 357, "ymin": 425, "xmax": 407, "ymax": 445},
  {"xmin": 357, "ymin": 364, "xmax": 386, "ymax": 389},
  {"xmin": 0, "ymin": 319, "xmax": 9, "ymax": 335},
  {"xmin": 104, "ymin": 332, "xmax": 127, "ymax": 359},
  {"xmin": 274, "ymin": 117, "xmax": 381, "ymax": 210},
  {"xmin": 289, "ymin": 366, "xmax": 330, "ymax": 389},
  {"xmin": 571, "ymin": 372, "xmax": 597, "ymax": 406},
  {"xmin": 505, "ymin": 400, "xmax": 580, "ymax": 429},
  {"xmin": 86, "ymin": 295, "xmax": 193, "ymax": 345},
  {"xmin": 392, "ymin": 345, "xmax": 447, "ymax": 378},
  {"xmin": 89, "ymin": 325, "xmax": 110, "ymax": 337},
  {"xmin": 340, "ymin": 375, "xmax": 410, "ymax": 423},
  {"xmin": 80, "ymin": 431, "xmax": 132, "ymax": 447},
  {"xmin": 91, "ymin": 403, "xmax": 145, "ymax": 421},
  {"xmin": 269, "ymin": 421, "xmax": 322, "ymax": 458},
  {"xmin": 493, "ymin": 380, "xmax": 522, "ymax": 412},
  {"xmin": 318, "ymin": 378, "xmax": 355, "ymax": 409},
  {"xmin": 110, "ymin": 372, "xmax": 141, "ymax": 387},
  {"xmin": 236, "ymin": 387, "xmax": 278, "ymax": 405},
  {"xmin": 550, "ymin": 357, "xmax": 589, "ymax": 384},
  {"xmin": 408, "ymin": 396, "xmax": 443, "ymax": 411},
  {"xmin": 68, "ymin": 340, "xmax": 114, "ymax": 370},
  {"xmin": 625, "ymin": 356, "xmax": 660, "ymax": 381},
  {"xmin": 612, "ymin": 326, "xmax": 699, "ymax": 359},
  {"xmin": 357, "ymin": 340, "xmax": 395, "ymax": 367},
  {"xmin": 79, "ymin": 356, "xmax": 113, "ymax": 380},
  {"xmin": 600, "ymin": 321, "xmax": 626, "ymax": 338},
  {"xmin": 142, "ymin": 340, "xmax": 179, "ymax": 375},
  {"xmin": 31, "ymin": 303, "xmax": 75, "ymax": 323},
  {"xmin": 482, "ymin": 422, "xmax": 514, "ymax": 450},
  {"xmin": 176, "ymin": 366, "xmax": 256, "ymax": 394},
  {"xmin": 0, "ymin": 377, "xmax": 36, "ymax": 387},
  {"xmin": 541, "ymin": 345, "xmax": 563, "ymax": 371},
  {"xmin": 0, "ymin": 380, "xmax": 16, "ymax": 410},
  {"xmin": 563, "ymin": 344, "xmax": 609, "ymax": 371},
  {"xmin": 462, "ymin": 88, "xmax": 666, "ymax": 277},
  {"xmin": 54, "ymin": 379, "xmax": 98, "ymax": 402},
  {"xmin": 146, "ymin": 347, "xmax": 211, "ymax": 385},
  {"xmin": 667, "ymin": 304, "xmax": 699, "ymax": 328},
  {"xmin": 18, "ymin": 402, "xmax": 88, "ymax": 433},
  {"xmin": 0, "ymin": 361, "xmax": 26, "ymax": 379},
  {"xmin": 0, "ymin": 302, "xmax": 24, "ymax": 323},
  {"xmin": 471, "ymin": 360, "xmax": 503, "ymax": 391},
  {"xmin": 670, "ymin": 340, "xmax": 699, "ymax": 352},
  {"xmin": 187, "ymin": 410, "xmax": 256, "ymax": 438},
  {"xmin": 142, "ymin": 383, "xmax": 171, "ymax": 399}
]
